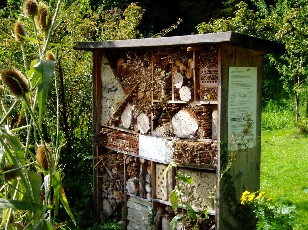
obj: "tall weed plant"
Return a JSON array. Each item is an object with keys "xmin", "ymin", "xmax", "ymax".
[
  {"xmin": 262, "ymin": 100, "xmax": 295, "ymax": 130},
  {"xmin": 0, "ymin": 0, "xmax": 75, "ymax": 228}
]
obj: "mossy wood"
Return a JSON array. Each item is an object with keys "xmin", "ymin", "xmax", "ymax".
[{"xmin": 75, "ymin": 31, "xmax": 282, "ymax": 229}]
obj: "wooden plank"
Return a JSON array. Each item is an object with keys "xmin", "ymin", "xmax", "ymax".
[
  {"xmin": 218, "ymin": 44, "xmax": 263, "ymax": 229},
  {"xmin": 193, "ymin": 50, "xmax": 200, "ymax": 101},
  {"xmin": 92, "ymin": 50, "xmax": 103, "ymax": 221},
  {"xmin": 217, "ymin": 44, "xmax": 236, "ymax": 229},
  {"xmin": 74, "ymin": 31, "xmax": 283, "ymax": 54},
  {"xmin": 235, "ymin": 47, "xmax": 249, "ymax": 66}
]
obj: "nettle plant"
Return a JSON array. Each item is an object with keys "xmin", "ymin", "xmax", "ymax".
[
  {"xmin": 164, "ymin": 163, "xmax": 210, "ymax": 230},
  {"xmin": 0, "ymin": 0, "xmax": 75, "ymax": 229}
]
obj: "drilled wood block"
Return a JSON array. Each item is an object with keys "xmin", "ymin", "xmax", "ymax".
[
  {"xmin": 155, "ymin": 164, "xmax": 170, "ymax": 201},
  {"xmin": 177, "ymin": 168, "xmax": 217, "ymax": 210},
  {"xmin": 106, "ymin": 131, "xmax": 139, "ymax": 154}
]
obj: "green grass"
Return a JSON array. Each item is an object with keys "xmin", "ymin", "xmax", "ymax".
[{"xmin": 261, "ymin": 128, "xmax": 308, "ymax": 229}]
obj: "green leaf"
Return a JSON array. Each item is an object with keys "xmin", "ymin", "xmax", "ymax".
[
  {"xmin": 27, "ymin": 171, "xmax": 42, "ymax": 204},
  {"xmin": 170, "ymin": 190, "xmax": 179, "ymax": 213},
  {"xmin": 52, "ymin": 171, "xmax": 61, "ymax": 217},
  {"xmin": 0, "ymin": 138, "xmax": 34, "ymax": 203},
  {"xmin": 59, "ymin": 186, "xmax": 76, "ymax": 225},
  {"xmin": 186, "ymin": 204, "xmax": 197, "ymax": 221},
  {"xmin": 33, "ymin": 219, "xmax": 55, "ymax": 230},
  {"xmin": 29, "ymin": 59, "xmax": 55, "ymax": 128},
  {"xmin": 176, "ymin": 173, "xmax": 193, "ymax": 184},
  {"xmin": 2, "ymin": 129, "xmax": 25, "ymax": 164},
  {"xmin": 0, "ymin": 198, "xmax": 43, "ymax": 210}
]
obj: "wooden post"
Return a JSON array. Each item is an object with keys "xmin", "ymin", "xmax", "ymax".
[{"xmin": 93, "ymin": 49, "xmax": 102, "ymax": 222}]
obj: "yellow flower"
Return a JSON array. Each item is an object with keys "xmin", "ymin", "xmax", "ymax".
[
  {"xmin": 240, "ymin": 191, "xmax": 251, "ymax": 205},
  {"xmin": 256, "ymin": 191, "xmax": 266, "ymax": 200},
  {"xmin": 248, "ymin": 193, "xmax": 255, "ymax": 201}
]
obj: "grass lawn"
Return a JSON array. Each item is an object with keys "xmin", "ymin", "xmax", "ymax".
[{"xmin": 261, "ymin": 128, "xmax": 308, "ymax": 229}]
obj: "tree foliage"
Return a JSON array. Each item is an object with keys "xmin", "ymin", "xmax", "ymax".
[
  {"xmin": 197, "ymin": 0, "xmax": 308, "ymax": 122},
  {"xmin": 0, "ymin": 0, "xmax": 145, "ymax": 228}
]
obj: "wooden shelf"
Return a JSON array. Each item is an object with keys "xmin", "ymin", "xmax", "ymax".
[
  {"xmin": 102, "ymin": 125, "xmax": 138, "ymax": 135},
  {"xmin": 101, "ymin": 125, "xmax": 216, "ymax": 142},
  {"xmin": 103, "ymin": 145, "xmax": 217, "ymax": 170},
  {"xmin": 151, "ymin": 100, "xmax": 218, "ymax": 105}
]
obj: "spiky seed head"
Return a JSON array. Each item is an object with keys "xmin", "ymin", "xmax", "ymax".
[
  {"xmin": 1, "ymin": 68, "xmax": 29, "ymax": 97},
  {"xmin": 0, "ymin": 85, "xmax": 4, "ymax": 95},
  {"xmin": 36, "ymin": 145, "xmax": 48, "ymax": 170},
  {"xmin": 47, "ymin": 15, "xmax": 52, "ymax": 30},
  {"xmin": 36, "ymin": 144, "xmax": 53, "ymax": 171},
  {"xmin": 23, "ymin": 0, "xmax": 39, "ymax": 17},
  {"xmin": 14, "ymin": 21, "xmax": 27, "ymax": 42},
  {"xmin": 3, "ymin": 164, "xmax": 19, "ymax": 181},
  {"xmin": 34, "ymin": 3, "xmax": 48, "ymax": 32},
  {"xmin": 46, "ymin": 51, "xmax": 56, "ymax": 61}
]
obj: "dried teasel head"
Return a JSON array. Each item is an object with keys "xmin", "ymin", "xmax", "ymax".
[
  {"xmin": 23, "ymin": 0, "xmax": 39, "ymax": 17},
  {"xmin": 14, "ymin": 21, "xmax": 27, "ymax": 42},
  {"xmin": 1, "ymin": 68, "xmax": 29, "ymax": 97},
  {"xmin": 36, "ymin": 144, "xmax": 53, "ymax": 171},
  {"xmin": 34, "ymin": 2, "xmax": 48, "ymax": 32},
  {"xmin": 3, "ymin": 164, "xmax": 19, "ymax": 181},
  {"xmin": 47, "ymin": 15, "xmax": 53, "ymax": 30},
  {"xmin": 46, "ymin": 51, "xmax": 56, "ymax": 61},
  {"xmin": 0, "ymin": 85, "xmax": 4, "ymax": 95}
]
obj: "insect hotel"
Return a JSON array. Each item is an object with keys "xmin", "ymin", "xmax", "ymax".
[{"xmin": 75, "ymin": 31, "xmax": 282, "ymax": 229}]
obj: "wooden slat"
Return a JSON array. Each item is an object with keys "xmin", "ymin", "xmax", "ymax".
[
  {"xmin": 216, "ymin": 44, "xmax": 236, "ymax": 230},
  {"xmin": 92, "ymin": 50, "xmax": 103, "ymax": 221}
]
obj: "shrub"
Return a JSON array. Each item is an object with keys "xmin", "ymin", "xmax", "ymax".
[{"xmin": 241, "ymin": 191, "xmax": 297, "ymax": 230}]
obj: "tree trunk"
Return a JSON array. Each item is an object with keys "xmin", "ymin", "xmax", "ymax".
[
  {"xmin": 305, "ymin": 95, "xmax": 308, "ymax": 118},
  {"xmin": 295, "ymin": 92, "xmax": 300, "ymax": 124}
]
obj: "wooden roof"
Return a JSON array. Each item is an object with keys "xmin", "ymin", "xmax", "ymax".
[{"xmin": 74, "ymin": 31, "xmax": 284, "ymax": 53}]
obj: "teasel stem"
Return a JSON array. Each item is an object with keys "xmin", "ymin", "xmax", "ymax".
[
  {"xmin": 5, "ymin": 180, "xmax": 19, "ymax": 229},
  {"xmin": 42, "ymin": 0, "xmax": 62, "ymax": 56},
  {"xmin": 20, "ymin": 43, "xmax": 28, "ymax": 71},
  {"xmin": 25, "ymin": 89, "xmax": 38, "ymax": 158},
  {"xmin": 0, "ymin": 100, "xmax": 18, "ymax": 126},
  {"xmin": 22, "ymin": 94, "xmax": 52, "ymax": 173},
  {"xmin": 54, "ymin": 62, "xmax": 59, "ymax": 154},
  {"xmin": 25, "ymin": 115, "xmax": 33, "ymax": 159},
  {"xmin": 31, "ymin": 16, "xmax": 42, "ymax": 58}
]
